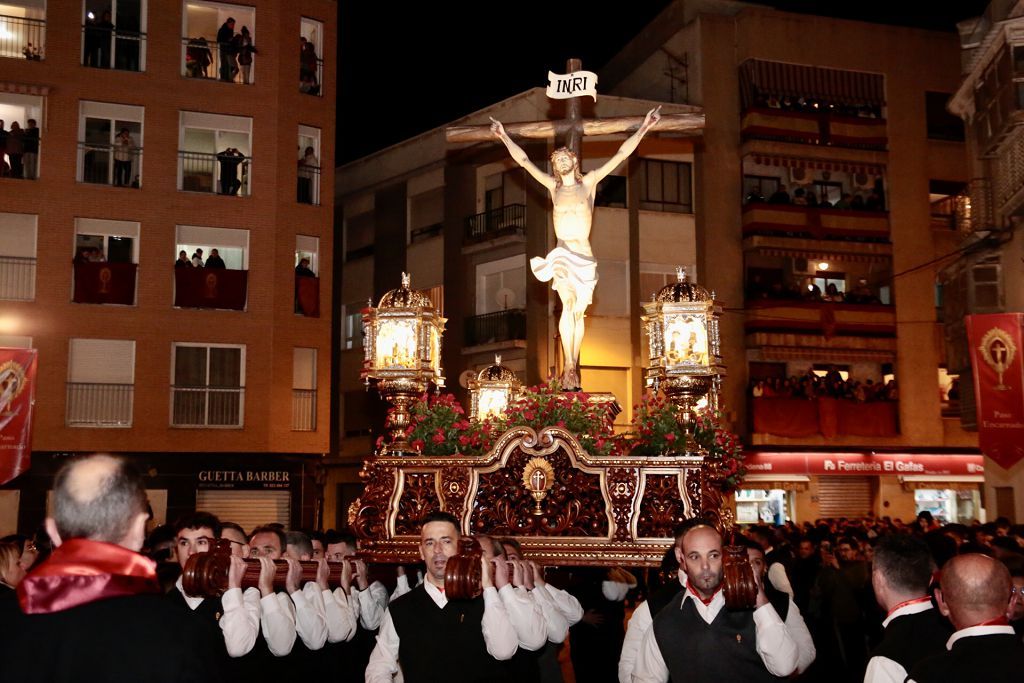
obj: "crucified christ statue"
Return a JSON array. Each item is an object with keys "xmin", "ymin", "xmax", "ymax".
[{"xmin": 489, "ymin": 106, "xmax": 661, "ymax": 390}]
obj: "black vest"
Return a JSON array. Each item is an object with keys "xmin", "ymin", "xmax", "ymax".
[
  {"xmin": 388, "ymin": 584, "xmax": 512, "ymax": 683},
  {"xmin": 652, "ymin": 593, "xmax": 786, "ymax": 683},
  {"xmin": 909, "ymin": 633, "xmax": 1024, "ymax": 683},
  {"xmin": 648, "ymin": 582, "xmax": 683, "ymax": 620},
  {"xmin": 869, "ymin": 605, "xmax": 951, "ymax": 677}
]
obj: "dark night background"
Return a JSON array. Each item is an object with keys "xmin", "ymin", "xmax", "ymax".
[{"xmin": 337, "ymin": 1, "xmax": 990, "ymax": 164}]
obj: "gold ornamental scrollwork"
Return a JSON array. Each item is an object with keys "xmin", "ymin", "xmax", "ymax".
[{"xmin": 978, "ymin": 327, "xmax": 1017, "ymax": 390}]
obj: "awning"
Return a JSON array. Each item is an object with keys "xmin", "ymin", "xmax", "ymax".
[
  {"xmin": 899, "ymin": 475, "xmax": 983, "ymax": 492},
  {"xmin": 747, "ymin": 153, "xmax": 884, "ymax": 177},
  {"xmin": 755, "ymin": 346, "xmax": 896, "ymax": 363},
  {"xmin": 0, "ymin": 82, "xmax": 50, "ymax": 96},
  {"xmin": 741, "ymin": 473, "xmax": 810, "ymax": 492},
  {"xmin": 740, "ymin": 59, "xmax": 885, "ymax": 109}
]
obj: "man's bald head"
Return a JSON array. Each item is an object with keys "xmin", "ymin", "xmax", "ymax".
[
  {"xmin": 49, "ymin": 455, "xmax": 149, "ymax": 550},
  {"xmin": 938, "ymin": 553, "xmax": 1012, "ymax": 629}
]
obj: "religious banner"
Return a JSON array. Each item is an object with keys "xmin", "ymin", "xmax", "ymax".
[
  {"xmin": 0, "ymin": 348, "xmax": 38, "ymax": 484},
  {"xmin": 174, "ymin": 268, "xmax": 248, "ymax": 310},
  {"xmin": 72, "ymin": 261, "xmax": 138, "ymax": 305},
  {"xmin": 967, "ymin": 313, "xmax": 1024, "ymax": 469},
  {"xmin": 295, "ymin": 276, "xmax": 320, "ymax": 317},
  {"xmin": 546, "ymin": 70, "xmax": 598, "ymax": 101}
]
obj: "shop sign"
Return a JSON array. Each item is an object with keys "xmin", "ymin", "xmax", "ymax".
[
  {"xmin": 744, "ymin": 452, "xmax": 984, "ymax": 477},
  {"xmin": 197, "ymin": 469, "xmax": 291, "ymax": 490}
]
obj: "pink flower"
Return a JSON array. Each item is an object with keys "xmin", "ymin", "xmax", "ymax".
[
  {"xmin": 431, "ymin": 432, "xmax": 446, "ymax": 445},
  {"xmin": 458, "ymin": 435, "xmax": 470, "ymax": 447},
  {"xmin": 664, "ymin": 432, "xmax": 676, "ymax": 443}
]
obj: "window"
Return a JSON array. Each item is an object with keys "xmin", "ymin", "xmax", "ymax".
[
  {"xmin": 182, "ymin": 1, "xmax": 255, "ymax": 84},
  {"xmin": 639, "ymin": 266, "xmax": 696, "ymax": 304},
  {"xmin": 971, "ymin": 258, "xmax": 1002, "ymax": 311},
  {"xmin": 0, "ymin": 335, "xmax": 31, "ymax": 347},
  {"xmin": 171, "ymin": 343, "xmax": 245, "ymax": 427},
  {"xmin": 179, "ymin": 111, "xmax": 252, "ymax": 195},
  {"xmin": 295, "ymin": 234, "xmax": 319, "ymax": 317},
  {"xmin": 82, "ymin": 0, "xmax": 146, "ymax": 72},
  {"xmin": 295, "ymin": 234, "xmax": 319, "ymax": 275},
  {"xmin": 409, "ymin": 186, "xmax": 444, "ymax": 242},
  {"xmin": 292, "ymin": 347, "xmax": 317, "ymax": 431},
  {"xmin": 66, "ymin": 338, "xmax": 135, "ymax": 427},
  {"xmin": 0, "ymin": 212, "xmax": 36, "ymax": 300},
  {"xmin": 299, "ymin": 17, "xmax": 323, "ymax": 96},
  {"xmin": 742, "ymin": 175, "xmax": 781, "ymax": 203},
  {"xmin": 345, "ymin": 211, "xmax": 374, "ymax": 260},
  {"xmin": 73, "ymin": 218, "xmax": 140, "ymax": 305},
  {"xmin": 813, "ymin": 181, "xmax": 843, "ymax": 206},
  {"xmin": 0, "ymin": 1, "xmax": 46, "ymax": 60},
  {"xmin": 0, "ymin": 92, "xmax": 43, "ymax": 179},
  {"xmin": 476, "ymin": 255, "xmax": 526, "ymax": 315},
  {"xmin": 595, "ymin": 175, "xmax": 627, "ymax": 208},
  {"xmin": 639, "ymin": 160, "xmax": 692, "ymax": 213},
  {"xmin": 174, "ymin": 225, "xmax": 249, "ymax": 310},
  {"xmin": 297, "ymin": 125, "xmax": 321, "ymax": 205},
  {"xmin": 342, "ymin": 302, "xmax": 364, "ymax": 349},
  {"xmin": 925, "ymin": 92, "xmax": 965, "ymax": 142},
  {"xmin": 78, "ymin": 101, "xmax": 144, "ymax": 187}
]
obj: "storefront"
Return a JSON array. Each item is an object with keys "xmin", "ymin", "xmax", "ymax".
[{"xmin": 741, "ymin": 451, "xmax": 984, "ymax": 523}]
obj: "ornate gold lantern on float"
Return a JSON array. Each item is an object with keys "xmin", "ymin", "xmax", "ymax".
[
  {"xmin": 361, "ymin": 273, "xmax": 446, "ymax": 454},
  {"xmin": 468, "ymin": 354, "xmax": 522, "ymax": 422},
  {"xmin": 641, "ymin": 266, "xmax": 725, "ymax": 431}
]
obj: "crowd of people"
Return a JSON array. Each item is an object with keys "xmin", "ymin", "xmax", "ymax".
[
  {"xmin": 751, "ymin": 369, "xmax": 899, "ymax": 403},
  {"xmin": 745, "ymin": 183, "xmax": 886, "ymax": 212},
  {"xmin": 750, "ymin": 93, "xmax": 884, "ymax": 120},
  {"xmin": 2, "ymin": 454, "xmax": 1022, "ymax": 682},
  {"xmin": 746, "ymin": 273, "xmax": 883, "ymax": 304},
  {"xmin": 0, "ymin": 118, "xmax": 40, "ymax": 179},
  {"xmin": 185, "ymin": 18, "xmax": 257, "ymax": 84}
]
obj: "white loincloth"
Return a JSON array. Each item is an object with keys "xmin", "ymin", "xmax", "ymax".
[{"xmin": 530, "ymin": 246, "xmax": 598, "ymax": 309}]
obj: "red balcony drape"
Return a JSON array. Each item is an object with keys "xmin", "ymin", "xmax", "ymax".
[
  {"xmin": 175, "ymin": 268, "xmax": 248, "ymax": 310},
  {"xmin": 73, "ymin": 261, "xmax": 137, "ymax": 305},
  {"xmin": 753, "ymin": 397, "xmax": 898, "ymax": 438},
  {"xmin": 295, "ymin": 276, "xmax": 320, "ymax": 317}
]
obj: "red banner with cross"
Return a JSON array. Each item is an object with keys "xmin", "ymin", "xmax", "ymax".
[
  {"xmin": 0, "ymin": 348, "xmax": 38, "ymax": 484},
  {"xmin": 967, "ymin": 313, "xmax": 1024, "ymax": 470}
]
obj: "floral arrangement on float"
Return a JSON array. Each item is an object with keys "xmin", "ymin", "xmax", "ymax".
[{"xmin": 375, "ymin": 383, "xmax": 746, "ymax": 493}]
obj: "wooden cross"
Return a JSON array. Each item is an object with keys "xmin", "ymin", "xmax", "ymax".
[{"xmin": 445, "ymin": 58, "xmax": 705, "ymax": 155}]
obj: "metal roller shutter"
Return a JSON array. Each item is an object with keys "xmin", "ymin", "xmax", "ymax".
[
  {"xmin": 816, "ymin": 476, "xmax": 873, "ymax": 518},
  {"xmin": 195, "ymin": 490, "xmax": 291, "ymax": 534}
]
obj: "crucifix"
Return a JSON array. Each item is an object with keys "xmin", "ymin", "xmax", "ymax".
[{"xmin": 446, "ymin": 59, "xmax": 705, "ymax": 390}]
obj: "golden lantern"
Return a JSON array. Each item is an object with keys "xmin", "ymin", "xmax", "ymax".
[
  {"xmin": 468, "ymin": 354, "xmax": 522, "ymax": 422},
  {"xmin": 362, "ymin": 273, "xmax": 446, "ymax": 454},
  {"xmin": 641, "ymin": 267, "xmax": 725, "ymax": 430}
]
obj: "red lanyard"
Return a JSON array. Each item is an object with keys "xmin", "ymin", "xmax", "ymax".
[{"xmin": 886, "ymin": 596, "xmax": 931, "ymax": 620}]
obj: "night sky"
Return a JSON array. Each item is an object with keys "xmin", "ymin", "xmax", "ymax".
[{"xmin": 336, "ymin": 1, "xmax": 990, "ymax": 164}]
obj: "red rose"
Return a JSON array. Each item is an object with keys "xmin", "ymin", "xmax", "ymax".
[{"xmin": 431, "ymin": 433, "xmax": 446, "ymax": 445}]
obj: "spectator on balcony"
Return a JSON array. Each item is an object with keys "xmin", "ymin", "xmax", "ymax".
[
  {"xmin": 295, "ymin": 258, "xmax": 315, "ymax": 278},
  {"xmin": 792, "ymin": 187, "xmax": 808, "ymax": 206},
  {"xmin": 803, "ymin": 280, "xmax": 822, "ymax": 301},
  {"xmin": 846, "ymin": 279, "xmax": 877, "ymax": 305},
  {"xmin": 300, "ymin": 39, "xmax": 320, "ymax": 95},
  {"xmin": 834, "ymin": 193, "xmax": 853, "ymax": 210},
  {"xmin": 297, "ymin": 146, "xmax": 318, "ymax": 204},
  {"xmin": 205, "ymin": 249, "xmax": 226, "ymax": 269},
  {"xmin": 864, "ymin": 191, "xmax": 883, "ymax": 211},
  {"xmin": 744, "ymin": 188, "xmax": 765, "ymax": 204},
  {"xmin": 216, "ymin": 17, "xmax": 237, "ymax": 82},
  {"xmin": 95, "ymin": 11, "xmax": 114, "ymax": 68},
  {"xmin": 768, "ymin": 184, "xmax": 791, "ymax": 204},
  {"xmin": 186, "ymin": 37, "xmax": 213, "ymax": 78},
  {"xmin": 23, "ymin": 119, "xmax": 39, "ymax": 180},
  {"xmin": 823, "ymin": 283, "xmax": 845, "ymax": 303},
  {"xmin": 113, "ymin": 128, "xmax": 135, "ymax": 187},
  {"xmin": 216, "ymin": 147, "xmax": 244, "ymax": 195},
  {"xmin": 806, "ymin": 191, "xmax": 819, "ymax": 207},
  {"xmin": 0, "ymin": 120, "xmax": 7, "ymax": 176},
  {"xmin": 191, "ymin": 249, "xmax": 204, "ymax": 268},
  {"xmin": 947, "ymin": 378, "xmax": 960, "ymax": 402},
  {"xmin": 6, "ymin": 122, "xmax": 23, "ymax": 179},
  {"xmin": 175, "ymin": 251, "xmax": 192, "ymax": 268},
  {"xmin": 850, "ymin": 194, "xmax": 866, "ymax": 211},
  {"xmin": 234, "ymin": 27, "xmax": 257, "ymax": 85}
]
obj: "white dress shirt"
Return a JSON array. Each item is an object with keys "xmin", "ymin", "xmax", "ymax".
[
  {"xmin": 783, "ymin": 597, "xmax": 816, "ymax": 673},
  {"xmin": 632, "ymin": 585, "xmax": 799, "ymax": 682},
  {"xmin": 540, "ymin": 582, "xmax": 583, "ymax": 625},
  {"xmin": 290, "ymin": 582, "xmax": 328, "ymax": 650},
  {"xmin": 620, "ymin": 600, "xmax": 655, "ymax": 683},
  {"xmin": 499, "ymin": 584, "xmax": 548, "ymax": 651},
  {"xmin": 767, "ymin": 561, "xmax": 795, "ymax": 599},
  {"xmin": 531, "ymin": 582, "xmax": 570, "ymax": 643},
  {"xmin": 174, "ymin": 576, "xmax": 260, "ymax": 657},
  {"xmin": 261, "ymin": 591, "xmax": 297, "ymax": 656},
  {"xmin": 365, "ymin": 581, "xmax": 519, "ymax": 683},
  {"xmin": 863, "ymin": 600, "xmax": 935, "ymax": 683},
  {"xmin": 905, "ymin": 624, "xmax": 1018, "ymax": 683},
  {"xmin": 353, "ymin": 580, "xmax": 389, "ymax": 630},
  {"xmin": 389, "ymin": 572, "xmax": 423, "ymax": 603},
  {"xmin": 322, "ymin": 587, "xmax": 358, "ymax": 643}
]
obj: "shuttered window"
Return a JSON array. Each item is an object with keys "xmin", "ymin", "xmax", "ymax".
[
  {"xmin": 816, "ymin": 476, "xmax": 874, "ymax": 518},
  {"xmin": 195, "ymin": 489, "xmax": 291, "ymax": 534}
]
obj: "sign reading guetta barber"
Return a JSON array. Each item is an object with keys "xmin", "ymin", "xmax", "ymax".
[
  {"xmin": 967, "ymin": 313, "xmax": 1024, "ymax": 470},
  {"xmin": 0, "ymin": 348, "xmax": 39, "ymax": 484}
]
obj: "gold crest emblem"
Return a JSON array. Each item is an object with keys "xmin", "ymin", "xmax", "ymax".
[
  {"xmin": 522, "ymin": 457, "xmax": 555, "ymax": 516},
  {"xmin": 0, "ymin": 360, "xmax": 27, "ymax": 414},
  {"xmin": 978, "ymin": 327, "xmax": 1017, "ymax": 390}
]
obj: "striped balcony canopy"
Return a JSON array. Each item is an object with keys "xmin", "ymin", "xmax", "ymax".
[
  {"xmin": 748, "ymin": 153, "xmax": 884, "ymax": 177},
  {"xmin": 740, "ymin": 59, "xmax": 885, "ymax": 110}
]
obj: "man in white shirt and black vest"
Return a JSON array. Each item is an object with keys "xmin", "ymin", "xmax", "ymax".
[
  {"xmin": 863, "ymin": 533, "xmax": 950, "ymax": 683},
  {"xmin": 365, "ymin": 510, "xmax": 519, "ymax": 682},
  {"xmin": 907, "ymin": 553, "xmax": 1024, "ymax": 683},
  {"xmin": 632, "ymin": 524, "xmax": 800, "ymax": 682}
]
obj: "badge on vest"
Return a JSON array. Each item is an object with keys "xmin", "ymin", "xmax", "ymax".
[{"xmin": 735, "ymin": 634, "xmax": 742, "ymax": 644}]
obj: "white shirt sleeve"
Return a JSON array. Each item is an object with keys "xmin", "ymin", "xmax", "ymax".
[
  {"xmin": 323, "ymin": 588, "xmax": 357, "ymax": 643},
  {"xmin": 530, "ymin": 583, "xmax": 570, "ymax": 643},
  {"xmin": 261, "ymin": 592, "xmax": 297, "ymax": 656},
  {"xmin": 752, "ymin": 602, "xmax": 799, "ymax": 677},
  {"xmin": 365, "ymin": 608, "xmax": 401, "ymax": 683},
  {"xmin": 498, "ymin": 585, "xmax": 547, "ymax": 651},
  {"xmin": 390, "ymin": 573, "xmax": 411, "ymax": 603},
  {"xmin": 481, "ymin": 585, "xmax": 519, "ymax": 660},
  {"xmin": 290, "ymin": 583, "xmax": 328, "ymax": 650},
  {"xmin": 541, "ymin": 583, "xmax": 584, "ymax": 625},
  {"xmin": 602, "ymin": 580, "xmax": 632, "ymax": 602},
  {"xmin": 619, "ymin": 600, "xmax": 653, "ymax": 683},
  {"xmin": 768, "ymin": 562, "xmax": 794, "ymax": 599},
  {"xmin": 784, "ymin": 600, "xmax": 816, "ymax": 674},
  {"xmin": 218, "ymin": 587, "xmax": 260, "ymax": 657},
  {"xmin": 631, "ymin": 622, "xmax": 670, "ymax": 683},
  {"xmin": 355, "ymin": 581, "xmax": 389, "ymax": 630},
  {"xmin": 863, "ymin": 655, "xmax": 909, "ymax": 683}
]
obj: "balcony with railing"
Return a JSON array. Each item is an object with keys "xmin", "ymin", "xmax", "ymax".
[
  {"xmin": 174, "ymin": 267, "xmax": 248, "ymax": 310},
  {"xmin": 82, "ymin": 24, "xmax": 145, "ymax": 71},
  {"xmin": 742, "ymin": 202, "xmax": 890, "ymax": 242},
  {"xmin": 955, "ymin": 178, "xmax": 994, "ymax": 234},
  {"xmin": 179, "ymin": 150, "xmax": 250, "ymax": 196},
  {"xmin": 292, "ymin": 389, "xmax": 317, "ymax": 431},
  {"xmin": 411, "ymin": 222, "xmax": 443, "ymax": 243},
  {"xmin": 741, "ymin": 108, "xmax": 887, "ymax": 150},
  {"xmin": 73, "ymin": 261, "xmax": 137, "ymax": 305},
  {"xmin": 295, "ymin": 275, "xmax": 319, "ymax": 317},
  {"xmin": 78, "ymin": 142, "xmax": 142, "ymax": 188},
  {"xmin": 182, "ymin": 38, "xmax": 253, "ymax": 84},
  {"xmin": 66, "ymin": 382, "xmax": 133, "ymax": 427},
  {"xmin": 0, "ymin": 14, "xmax": 45, "ymax": 60},
  {"xmin": 465, "ymin": 309, "xmax": 527, "ymax": 348},
  {"xmin": 752, "ymin": 396, "xmax": 899, "ymax": 438},
  {"xmin": 1, "ymin": 134, "xmax": 41, "ymax": 180},
  {"xmin": 297, "ymin": 165, "xmax": 320, "ymax": 205},
  {"xmin": 300, "ymin": 57, "xmax": 323, "ymax": 96},
  {"xmin": 171, "ymin": 385, "xmax": 244, "ymax": 427},
  {"xmin": 0, "ymin": 255, "xmax": 35, "ymax": 301},
  {"xmin": 745, "ymin": 299, "xmax": 896, "ymax": 349},
  {"xmin": 464, "ymin": 204, "xmax": 526, "ymax": 243}
]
